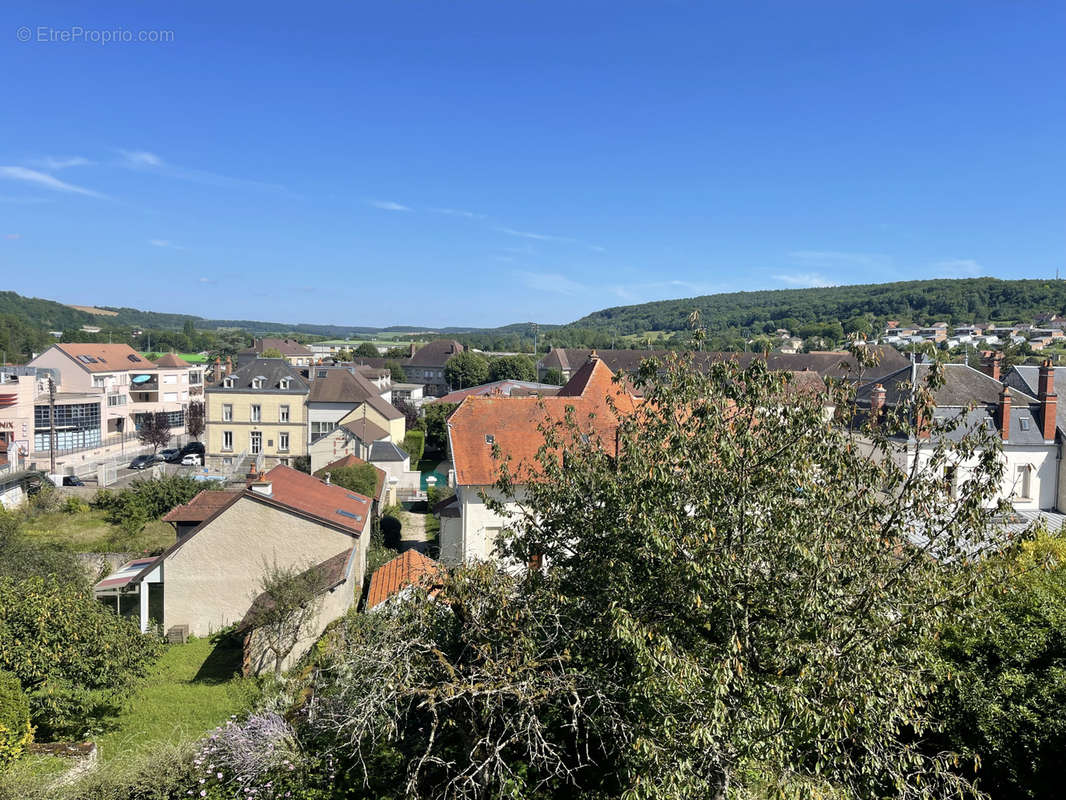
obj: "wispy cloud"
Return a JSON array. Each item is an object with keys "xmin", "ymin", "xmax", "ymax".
[
  {"xmin": 0, "ymin": 166, "xmax": 106, "ymax": 198},
  {"xmin": 34, "ymin": 156, "xmax": 93, "ymax": 170},
  {"xmin": 369, "ymin": 200, "xmax": 411, "ymax": 212},
  {"xmin": 149, "ymin": 239, "xmax": 185, "ymax": 250},
  {"xmin": 773, "ymin": 272, "xmax": 838, "ymax": 288},
  {"xmin": 518, "ymin": 270, "xmax": 588, "ymax": 296},
  {"xmin": 498, "ymin": 226, "xmax": 575, "ymax": 243},
  {"xmin": 930, "ymin": 258, "xmax": 984, "ymax": 278},
  {"xmin": 198, "ymin": 277, "xmax": 216, "ymax": 284},
  {"xmin": 116, "ymin": 149, "xmax": 288, "ymax": 193},
  {"xmin": 431, "ymin": 207, "xmax": 486, "ymax": 219},
  {"xmin": 5, "ymin": 233, "xmax": 21, "ymax": 240}
]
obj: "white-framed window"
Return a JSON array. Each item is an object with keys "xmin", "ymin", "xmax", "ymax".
[
  {"xmin": 223, "ymin": 377, "xmax": 235, "ymax": 388},
  {"xmin": 252, "ymin": 376, "xmax": 265, "ymax": 389},
  {"xmin": 311, "ymin": 421, "xmax": 336, "ymax": 437},
  {"xmin": 222, "ymin": 430, "xmax": 233, "ymax": 451},
  {"xmin": 250, "ymin": 405, "xmax": 261, "ymax": 422},
  {"xmin": 222, "ymin": 403, "xmax": 233, "ymax": 422},
  {"xmin": 163, "ymin": 374, "xmax": 177, "ymax": 385},
  {"xmin": 1016, "ymin": 464, "xmax": 1032, "ymax": 499},
  {"xmin": 279, "ymin": 432, "xmax": 289, "ymax": 451},
  {"xmin": 163, "ymin": 392, "xmax": 178, "ymax": 403},
  {"xmin": 280, "ymin": 378, "xmax": 291, "ymax": 390},
  {"xmin": 250, "ymin": 431, "xmax": 262, "ymax": 454},
  {"xmin": 279, "ymin": 404, "xmax": 290, "ymax": 423}
]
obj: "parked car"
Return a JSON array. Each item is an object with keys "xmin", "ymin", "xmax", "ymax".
[
  {"xmin": 181, "ymin": 454, "xmax": 203, "ymax": 466},
  {"xmin": 129, "ymin": 454, "xmax": 161, "ymax": 470},
  {"xmin": 179, "ymin": 442, "xmax": 206, "ymax": 461},
  {"xmin": 160, "ymin": 448, "xmax": 181, "ymax": 463},
  {"xmin": 61, "ymin": 475, "xmax": 86, "ymax": 487}
]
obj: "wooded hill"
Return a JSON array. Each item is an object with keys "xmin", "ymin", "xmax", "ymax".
[{"xmin": 568, "ymin": 278, "xmax": 1066, "ymax": 336}]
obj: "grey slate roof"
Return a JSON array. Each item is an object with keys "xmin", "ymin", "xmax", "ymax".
[
  {"xmin": 1004, "ymin": 365, "xmax": 1066, "ymax": 436},
  {"xmin": 408, "ymin": 339, "xmax": 463, "ymax": 368},
  {"xmin": 855, "ymin": 363, "xmax": 1037, "ymax": 408},
  {"xmin": 206, "ymin": 358, "xmax": 308, "ymax": 394},
  {"xmin": 539, "ymin": 346, "xmax": 909, "ymax": 384},
  {"xmin": 370, "ymin": 441, "xmax": 410, "ymax": 463}
]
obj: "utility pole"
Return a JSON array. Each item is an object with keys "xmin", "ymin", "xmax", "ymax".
[
  {"xmin": 532, "ymin": 323, "xmax": 538, "ymax": 356},
  {"xmin": 48, "ymin": 376, "xmax": 57, "ymax": 474}
]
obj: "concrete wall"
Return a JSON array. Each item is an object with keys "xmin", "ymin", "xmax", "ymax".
[
  {"xmin": 161, "ymin": 495, "xmax": 357, "ymax": 636},
  {"xmin": 309, "ymin": 428, "xmax": 369, "ymax": 473}
]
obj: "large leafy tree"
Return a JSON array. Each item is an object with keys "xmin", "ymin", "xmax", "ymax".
[
  {"xmin": 137, "ymin": 411, "xmax": 172, "ymax": 453},
  {"xmin": 925, "ymin": 530, "xmax": 1066, "ymax": 799},
  {"xmin": 354, "ymin": 342, "xmax": 380, "ymax": 358},
  {"xmin": 306, "ymin": 353, "xmax": 1013, "ymax": 799},
  {"xmin": 186, "ymin": 400, "xmax": 205, "ymax": 441},
  {"xmin": 444, "ymin": 351, "xmax": 489, "ymax": 390},
  {"xmin": 488, "ymin": 354, "xmax": 536, "ymax": 382}
]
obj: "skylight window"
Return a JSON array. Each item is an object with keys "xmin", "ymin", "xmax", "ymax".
[
  {"xmin": 345, "ymin": 493, "xmax": 368, "ymax": 503},
  {"xmin": 127, "ymin": 354, "xmax": 141, "ymax": 362},
  {"xmin": 336, "ymin": 509, "xmax": 363, "ymax": 521},
  {"xmin": 1021, "ymin": 418, "xmax": 1031, "ymax": 431},
  {"xmin": 485, "ymin": 434, "xmax": 495, "ymax": 445}
]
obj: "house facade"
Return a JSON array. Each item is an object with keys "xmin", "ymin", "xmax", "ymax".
[
  {"xmin": 26, "ymin": 344, "xmax": 200, "ymax": 449},
  {"xmin": 96, "ymin": 466, "xmax": 372, "ymax": 646},
  {"xmin": 205, "ymin": 358, "xmax": 309, "ymax": 470},
  {"xmin": 306, "ymin": 367, "xmax": 405, "ymax": 448},
  {"xmin": 406, "ymin": 339, "xmax": 464, "ymax": 397},
  {"xmin": 240, "ymin": 338, "xmax": 314, "ymax": 367}
]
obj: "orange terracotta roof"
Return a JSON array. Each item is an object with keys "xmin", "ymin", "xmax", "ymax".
[
  {"xmin": 51, "ymin": 343, "xmax": 152, "ymax": 372},
  {"xmin": 366, "ymin": 549, "xmax": 442, "ymax": 610},
  {"xmin": 259, "ymin": 464, "xmax": 372, "ymax": 535},
  {"xmin": 162, "ymin": 489, "xmax": 241, "ymax": 524},
  {"xmin": 315, "ymin": 455, "xmax": 386, "ymax": 503},
  {"xmin": 153, "ymin": 352, "xmax": 192, "ymax": 368},
  {"xmin": 448, "ymin": 357, "xmax": 639, "ymax": 486}
]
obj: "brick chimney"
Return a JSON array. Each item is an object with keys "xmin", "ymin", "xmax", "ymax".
[
  {"xmin": 224, "ymin": 356, "xmax": 233, "ymax": 376},
  {"xmin": 1039, "ymin": 358, "xmax": 1057, "ymax": 441},
  {"xmin": 916, "ymin": 407, "xmax": 931, "ymax": 439},
  {"xmin": 213, "ymin": 357, "xmax": 222, "ymax": 383},
  {"xmin": 998, "ymin": 385, "xmax": 1011, "ymax": 441},
  {"xmin": 981, "ymin": 351, "xmax": 1002, "ymax": 382},
  {"xmin": 869, "ymin": 383, "xmax": 886, "ymax": 423}
]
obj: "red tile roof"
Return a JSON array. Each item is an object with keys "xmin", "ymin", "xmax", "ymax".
[
  {"xmin": 258, "ymin": 464, "xmax": 372, "ymax": 535},
  {"xmin": 50, "ymin": 343, "xmax": 152, "ymax": 373},
  {"xmin": 366, "ymin": 549, "xmax": 442, "ymax": 610},
  {"xmin": 153, "ymin": 352, "xmax": 192, "ymax": 368},
  {"xmin": 431, "ymin": 380, "xmax": 560, "ymax": 405},
  {"xmin": 448, "ymin": 357, "xmax": 639, "ymax": 486},
  {"xmin": 162, "ymin": 489, "xmax": 241, "ymax": 524}
]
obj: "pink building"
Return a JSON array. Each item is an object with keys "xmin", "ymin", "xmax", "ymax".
[{"xmin": 27, "ymin": 344, "xmax": 202, "ymax": 450}]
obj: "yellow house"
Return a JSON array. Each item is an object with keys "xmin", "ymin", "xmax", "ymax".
[
  {"xmin": 205, "ymin": 358, "xmax": 309, "ymax": 470},
  {"xmin": 307, "ymin": 367, "xmax": 405, "ymax": 446}
]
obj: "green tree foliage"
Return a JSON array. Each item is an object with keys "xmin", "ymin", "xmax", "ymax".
[
  {"xmin": 925, "ymin": 530, "xmax": 1066, "ymax": 799},
  {"xmin": 261, "ymin": 347, "xmax": 284, "ymax": 358},
  {"xmin": 316, "ymin": 464, "xmax": 380, "ymax": 499},
  {"xmin": 541, "ymin": 367, "xmax": 564, "ymax": 386},
  {"xmin": 488, "ymin": 354, "xmax": 537, "ymax": 382},
  {"xmin": 0, "ymin": 577, "xmax": 162, "ymax": 739},
  {"xmin": 402, "ymin": 431, "xmax": 425, "ymax": 465},
  {"xmin": 93, "ymin": 475, "xmax": 222, "ymax": 537},
  {"xmin": 393, "ymin": 397, "xmax": 420, "ymax": 430},
  {"xmin": 383, "ymin": 359, "xmax": 407, "ymax": 382},
  {"xmin": 354, "ymin": 343, "xmax": 380, "ymax": 358},
  {"xmin": 306, "ymin": 356, "xmax": 1010, "ymax": 799},
  {"xmin": 244, "ymin": 561, "xmax": 327, "ymax": 678},
  {"xmin": 443, "ymin": 351, "xmax": 489, "ymax": 390},
  {"xmin": 0, "ymin": 670, "xmax": 32, "ymax": 769},
  {"xmin": 0, "ymin": 510, "xmax": 84, "ymax": 586},
  {"xmin": 421, "ymin": 403, "xmax": 456, "ymax": 453}
]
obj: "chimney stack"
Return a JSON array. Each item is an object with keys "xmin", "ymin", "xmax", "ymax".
[
  {"xmin": 869, "ymin": 383, "xmax": 886, "ymax": 423},
  {"xmin": 324, "ymin": 472, "xmax": 331, "ymax": 485},
  {"xmin": 981, "ymin": 351, "xmax": 1002, "ymax": 382},
  {"xmin": 249, "ymin": 480, "xmax": 273, "ymax": 497},
  {"xmin": 213, "ymin": 357, "xmax": 222, "ymax": 383},
  {"xmin": 998, "ymin": 385, "xmax": 1012, "ymax": 441},
  {"xmin": 1039, "ymin": 358, "xmax": 1057, "ymax": 441},
  {"xmin": 224, "ymin": 356, "xmax": 233, "ymax": 376}
]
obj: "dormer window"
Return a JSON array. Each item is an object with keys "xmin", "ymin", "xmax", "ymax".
[
  {"xmin": 279, "ymin": 377, "xmax": 291, "ymax": 390},
  {"xmin": 252, "ymin": 376, "xmax": 266, "ymax": 389},
  {"xmin": 223, "ymin": 377, "xmax": 235, "ymax": 388}
]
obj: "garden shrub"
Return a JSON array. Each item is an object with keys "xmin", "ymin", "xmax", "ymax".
[
  {"xmin": 62, "ymin": 496, "xmax": 90, "ymax": 515},
  {"xmin": 401, "ymin": 430, "xmax": 425, "ymax": 465},
  {"xmin": 0, "ymin": 577, "xmax": 162, "ymax": 740},
  {"xmin": 0, "ymin": 671, "xmax": 31, "ymax": 770},
  {"xmin": 102, "ymin": 475, "xmax": 218, "ymax": 535}
]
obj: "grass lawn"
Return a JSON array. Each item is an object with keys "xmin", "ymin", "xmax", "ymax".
[
  {"xmin": 94, "ymin": 634, "xmax": 260, "ymax": 770},
  {"xmin": 20, "ymin": 509, "xmax": 174, "ymax": 554}
]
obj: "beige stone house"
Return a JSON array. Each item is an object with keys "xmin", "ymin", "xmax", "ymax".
[{"xmin": 94, "ymin": 465, "xmax": 372, "ymax": 647}]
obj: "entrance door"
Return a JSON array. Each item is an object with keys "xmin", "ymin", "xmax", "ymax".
[{"xmin": 250, "ymin": 431, "xmax": 262, "ymax": 455}]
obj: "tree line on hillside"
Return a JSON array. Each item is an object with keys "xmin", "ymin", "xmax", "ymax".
[{"xmin": 571, "ymin": 278, "xmax": 1066, "ymax": 337}]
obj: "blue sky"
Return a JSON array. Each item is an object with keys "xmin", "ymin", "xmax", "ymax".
[{"xmin": 1, "ymin": 1, "xmax": 1063, "ymax": 328}]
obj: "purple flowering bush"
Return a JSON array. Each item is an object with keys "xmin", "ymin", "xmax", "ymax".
[{"xmin": 187, "ymin": 712, "xmax": 313, "ymax": 799}]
